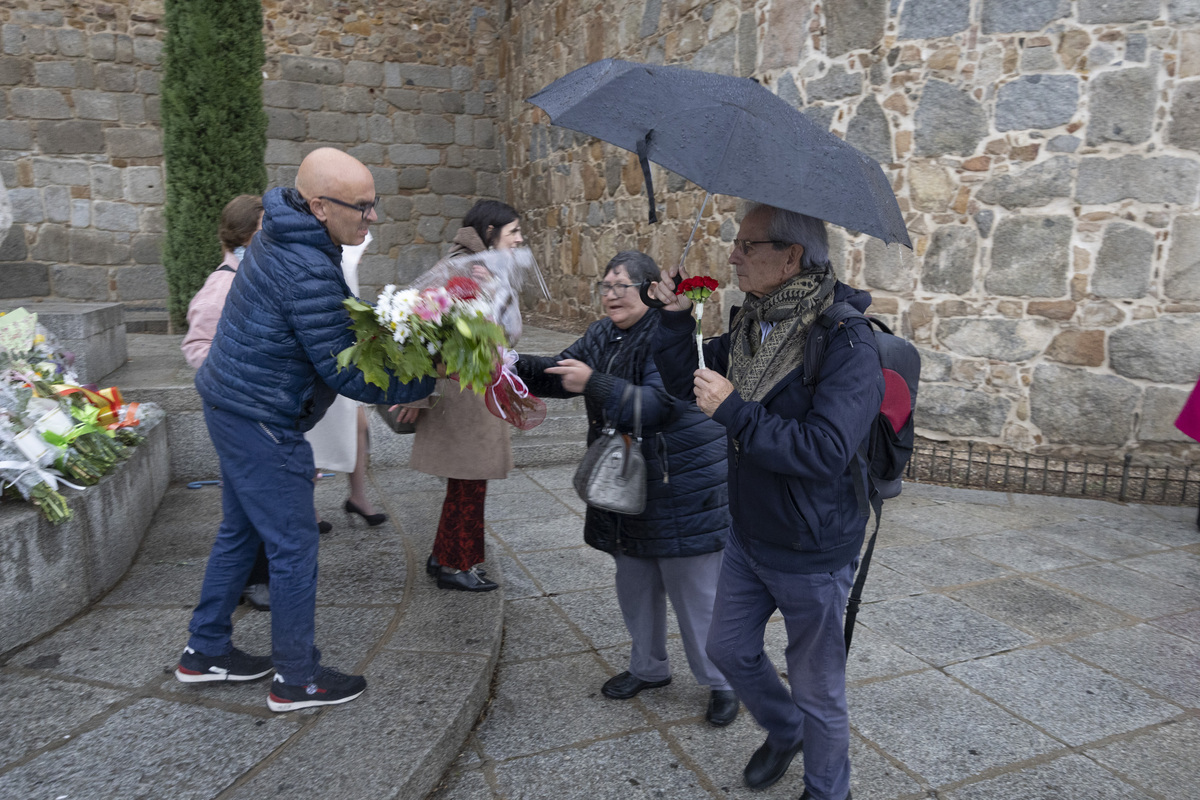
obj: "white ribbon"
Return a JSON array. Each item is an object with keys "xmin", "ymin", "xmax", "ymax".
[
  {"xmin": 486, "ymin": 348, "xmax": 531, "ymax": 421},
  {"xmin": 0, "ymin": 459, "xmax": 85, "ymax": 492}
]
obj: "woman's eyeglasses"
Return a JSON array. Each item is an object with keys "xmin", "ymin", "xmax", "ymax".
[
  {"xmin": 595, "ymin": 281, "xmax": 637, "ymax": 298},
  {"xmin": 319, "ymin": 195, "xmax": 381, "ymax": 220}
]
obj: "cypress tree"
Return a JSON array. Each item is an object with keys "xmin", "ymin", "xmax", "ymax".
[{"xmin": 161, "ymin": 0, "xmax": 267, "ymax": 328}]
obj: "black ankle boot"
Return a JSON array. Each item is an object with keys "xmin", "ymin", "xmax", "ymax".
[
  {"xmin": 427, "ymin": 554, "xmax": 485, "ymax": 578},
  {"xmin": 436, "ymin": 566, "xmax": 497, "ymax": 592}
]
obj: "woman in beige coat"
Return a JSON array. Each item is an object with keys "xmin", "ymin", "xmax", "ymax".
[{"xmin": 398, "ymin": 200, "xmax": 524, "ymax": 592}]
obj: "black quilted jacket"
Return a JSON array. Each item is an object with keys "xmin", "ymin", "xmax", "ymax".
[{"xmin": 517, "ymin": 311, "xmax": 729, "ymax": 558}]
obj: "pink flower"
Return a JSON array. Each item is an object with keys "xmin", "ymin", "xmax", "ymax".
[{"xmin": 415, "ymin": 288, "xmax": 453, "ymax": 322}]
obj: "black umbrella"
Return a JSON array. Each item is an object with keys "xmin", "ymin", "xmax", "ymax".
[{"xmin": 527, "ymin": 58, "xmax": 911, "ymax": 249}]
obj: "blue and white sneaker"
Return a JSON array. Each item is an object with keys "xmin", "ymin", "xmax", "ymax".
[
  {"xmin": 175, "ymin": 646, "xmax": 273, "ymax": 683},
  {"xmin": 267, "ymin": 667, "xmax": 367, "ymax": 712}
]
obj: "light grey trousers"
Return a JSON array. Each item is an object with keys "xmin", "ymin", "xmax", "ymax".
[{"xmin": 613, "ymin": 549, "xmax": 731, "ymax": 691}]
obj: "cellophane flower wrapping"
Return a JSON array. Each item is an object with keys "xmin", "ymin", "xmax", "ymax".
[
  {"xmin": 337, "ymin": 248, "xmax": 548, "ymax": 429},
  {"xmin": 675, "ymin": 276, "xmax": 719, "ymax": 371},
  {"xmin": 0, "ymin": 309, "xmax": 159, "ymax": 523}
]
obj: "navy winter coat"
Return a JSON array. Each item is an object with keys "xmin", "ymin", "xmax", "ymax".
[
  {"xmin": 517, "ymin": 311, "xmax": 730, "ymax": 559},
  {"xmin": 656, "ymin": 283, "xmax": 884, "ymax": 573},
  {"xmin": 196, "ymin": 187, "xmax": 434, "ymax": 430}
]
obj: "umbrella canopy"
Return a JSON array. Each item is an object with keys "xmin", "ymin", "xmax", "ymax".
[{"xmin": 527, "ymin": 58, "xmax": 911, "ymax": 249}]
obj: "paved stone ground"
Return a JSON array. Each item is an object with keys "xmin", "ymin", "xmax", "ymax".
[
  {"xmin": 434, "ymin": 473, "xmax": 1200, "ymax": 800},
  {"xmin": 3, "ymin": 460, "xmax": 1198, "ymax": 799},
  {"xmin": 0, "ymin": 467, "xmax": 503, "ymax": 800}
]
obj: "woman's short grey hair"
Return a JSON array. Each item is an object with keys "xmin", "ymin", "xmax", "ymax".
[
  {"xmin": 605, "ymin": 250, "xmax": 660, "ymax": 285},
  {"xmin": 745, "ymin": 202, "xmax": 831, "ymax": 273}
]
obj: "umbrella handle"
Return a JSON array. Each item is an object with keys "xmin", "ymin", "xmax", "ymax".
[
  {"xmin": 639, "ymin": 277, "xmax": 673, "ymax": 308},
  {"xmin": 675, "ymin": 191, "xmax": 710, "ymax": 278}
]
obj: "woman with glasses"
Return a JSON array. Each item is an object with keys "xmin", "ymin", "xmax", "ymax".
[
  {"xmin": 395, "ymin": 200, "xmax": 524, "ymax": 592},
  {"xmin": 515, "ymin": 251, "xmax": 738, "ymax": 727}
]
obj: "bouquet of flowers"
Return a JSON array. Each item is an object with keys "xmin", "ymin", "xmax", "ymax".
[
  {"xmin": 337, "ymin": 248, "xmax": 548, "ymax": 430},
  {"xmin": 675, "ymin": 275, "xmax": 719, "ymax": 370},
  {"xmin": 0, "ymin": 309, "xmax": 160, "ymax": 523}
]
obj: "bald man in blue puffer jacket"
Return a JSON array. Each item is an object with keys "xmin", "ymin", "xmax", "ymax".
[{"xmin": 174, "ymin": 148, "xmax": 434, "ymax": 713}]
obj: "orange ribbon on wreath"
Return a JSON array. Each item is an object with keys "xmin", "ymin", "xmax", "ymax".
[{"xmin": 53, "ymin": 385, "xmax": 140, "ymax": 429}]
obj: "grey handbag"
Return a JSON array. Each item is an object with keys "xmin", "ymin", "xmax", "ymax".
[{"xmin": 573, "ymin": 385, "xmax": 647, "ymax": 515}]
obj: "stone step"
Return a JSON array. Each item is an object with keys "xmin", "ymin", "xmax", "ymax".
[
  {"xmin": 514, "ymin": 412, "xmax": 587, "ymax": 440},
  {"xmin": 368, "ymin": 409, "xmax": 588, "ymax": 470},
  {"xmin": 512, "ymin": 434, "xmax": 588, "ymax": 467}
]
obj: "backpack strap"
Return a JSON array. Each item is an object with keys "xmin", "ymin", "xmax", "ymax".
[
  {"xmin": 803, "ymin": 302, "xmax": 880, "ymax": 652},
  {"xmin": 803, "ymin": 301, "xmax": 866, "ymax": 388},
  {"xmin": 844, "ymin": 483, "xmax": 883, "ymax": 653}
]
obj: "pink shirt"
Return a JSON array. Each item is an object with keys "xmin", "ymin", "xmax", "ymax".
[{"xmin": 181, "ymin": 251, "xmax": 239, "ymax": 369}]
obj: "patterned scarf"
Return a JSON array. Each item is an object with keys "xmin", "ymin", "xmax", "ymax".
[{"xmin": 727, "ymin": 268, "xmax": 837, "ymax": 403}]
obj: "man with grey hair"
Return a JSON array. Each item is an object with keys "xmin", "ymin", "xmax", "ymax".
[{"xmin": 651, "ymin": 203, "xmax": 883, "ymax": 800}]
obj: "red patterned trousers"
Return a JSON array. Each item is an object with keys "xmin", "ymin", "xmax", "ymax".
[{"xmin": 433, "ymin": 478, "xmax": 488, "ymax": 571}]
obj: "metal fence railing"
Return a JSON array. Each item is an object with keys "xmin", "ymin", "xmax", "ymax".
[{"xmin": 905, "ymin": 441, "xmax": 1200, "ymax": 507}]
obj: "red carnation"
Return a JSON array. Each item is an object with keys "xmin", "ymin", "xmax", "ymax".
[
  {"xmin": 445, "ymin": 276, "xmax": 480, "ymax": 301},
  {"xmin": 676, "ymin": 275, "xmax": 719, "ymax": 301}
]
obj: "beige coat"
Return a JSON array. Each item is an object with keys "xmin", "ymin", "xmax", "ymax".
[{"xmin": 408, "ymin": 228, "xmax": 514, "ymax": 480}]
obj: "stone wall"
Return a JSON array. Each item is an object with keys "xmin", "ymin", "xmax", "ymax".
[
  {"xmin": 499, "ymin": 0, "xmax": 1200, "ymax": 459},
  {"xmin": 5, "ymin": 0, "xmax": 1199, "ymax": 459},
  {"xmin": 0, "ymin": 0, "xmax": 506, "ymax": 315}
]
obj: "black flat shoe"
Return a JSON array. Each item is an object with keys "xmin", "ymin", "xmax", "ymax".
[
  {"xmin": 601, "ymin": 671, "xmax": 671, "ymax": 699},
  {"xmin": 426, "ymin": 554, "xmax": 485, "ymax": 578},
  {"xmin": 706, "ymin": 689, "xmax": 739, "ymax": 726},
  {"xmin": 436, "ymin": 566, "xmax": 498, "ymax": 592},
  {"xmin": 345, "ymin": 499, "xmax": 386, "ymax": 526},
  {"xmin": 744, "ymin": 736, "xmax": 803, "ymax": 790},
  {"xmin": 241, "ymin": 583, "xmax": 271, "ymax": 611},
  {"xmin": 317, "ymin": 520, "xmax": 333, "ymax": 534}
]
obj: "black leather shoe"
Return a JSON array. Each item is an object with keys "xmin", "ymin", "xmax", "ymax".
[
  {"xmin": 743, "ymin": 736, "xmax": 803, "ymax": 790},
  {"xmin": 436, "ymin": 566, "xmax": 498, "ymax": 592},
  {"xmin": 601, "ymin": 671, "xmax": 671, "ymax": 699},
  {"xmin": 345, "ymin": 499, "xmax": 387, "ymax": 526},
  {"xmin": 427, "ymin": 554, "xmax": 485, "ymax": 577},
  {"xmin": 706, "ymin": 689, "xmax": 739, "ymax": 726},
  {"xmin": 799, "ymin": 791, "xmax": 850, "ymax": 800}
]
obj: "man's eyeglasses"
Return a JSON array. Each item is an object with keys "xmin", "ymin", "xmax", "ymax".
[
  {"xmin": 319, "ymin": 195, "xmax": 381, "ymax": 220},
  {"xmin": 732, "ymin": 238, "xmax": 784, "ymax": 255},
  {"xmin": 595, "ymin": 281, "xmax": 638, "ymax": 298}
]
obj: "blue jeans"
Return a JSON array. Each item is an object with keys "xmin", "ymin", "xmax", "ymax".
[
  {"xmin": 706, "ymin": 531, "xmax": 855, "ymax": 800},
  {"xmin": 187, "ymin": 404, "xmax": 322, "ymax": 685}
]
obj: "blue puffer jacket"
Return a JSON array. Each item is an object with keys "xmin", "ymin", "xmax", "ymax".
[
  {"xmin": 656, "ymin": 283, "xmax": 884, "ymax": 573},
  {"xmin": 195, "ymin": 187, "xmax": 434, "ymax": 430},
  {"xmin": 517, "ymin": 311, "xmax": 730, "ymax": 559}
]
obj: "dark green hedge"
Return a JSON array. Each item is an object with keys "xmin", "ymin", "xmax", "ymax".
[{"xmin": 161, "ymin": 0, "xmax": 267, "ymax": 328}]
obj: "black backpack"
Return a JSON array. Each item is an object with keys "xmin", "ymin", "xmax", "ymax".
[{"xmin": 803, "ymin": 302, "xmax": 921, "ymax": 652}]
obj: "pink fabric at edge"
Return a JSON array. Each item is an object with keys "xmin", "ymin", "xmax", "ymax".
[
  {"xmin": 1176, "ymin": 375, "xmax": 1200, "ymax": 443},
  {"xmin": 180, "ymin": 252, "xmax": 239, "ymax": 369}
]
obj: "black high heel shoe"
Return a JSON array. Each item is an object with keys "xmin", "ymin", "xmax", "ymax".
[{"xmin": 344, "ymin": 499, "xmax": 387, "ymax": 526}]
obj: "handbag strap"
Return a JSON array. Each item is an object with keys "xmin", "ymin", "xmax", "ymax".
[{"xmin": 615, "ymin": 384, "xmax": 642, "ymax": 440}]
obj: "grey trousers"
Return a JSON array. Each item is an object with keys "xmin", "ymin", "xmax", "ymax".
[{"xmin": 613, "ymin": 549, "xmax": 731, "ymax": 691}]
